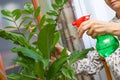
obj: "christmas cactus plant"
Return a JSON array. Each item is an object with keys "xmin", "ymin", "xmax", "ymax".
[{"xmin": 0, "ymin": 0, "xmax": 94, "ymax": 80}]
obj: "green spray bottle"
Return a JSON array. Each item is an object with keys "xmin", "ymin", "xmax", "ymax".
[{"xmin": 72, "ymin": 15, "xmax": 119, "ymax": 58}]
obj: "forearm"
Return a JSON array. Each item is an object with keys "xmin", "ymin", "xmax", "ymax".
[{"xmin": 107, "ymin": 22, "xmax": 120, "ymax": 36}]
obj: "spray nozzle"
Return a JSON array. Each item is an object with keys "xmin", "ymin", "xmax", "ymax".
[{"xmin": 72, "ymin": 15, "xmax": 90, "ymax": 27}]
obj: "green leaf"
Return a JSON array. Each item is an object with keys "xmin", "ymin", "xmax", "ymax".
[
  {"xmin": 5, "ymin": 26, "xmax": 15, "ymax": 28},
  {"xmin": 52, "ymin": 3, "xmax": 59, "ymax": 10},
  {"xmin": 61, "ymin": 68, "xmax": 76, "ymax": 79},
  {"xmin": 37, "ymin": 24, "xmax": 56, "ymax": 59},
  {"xmin": 61, "ymin": 48, "xmax": 68, "ymax": 57},
  {"xmin": 28, "ymin": 32, "xmax": 35, "ymax": 41},
  {"xmin": 63, "ymin": 0, "xmax": 68, "ymax": 4},
  {"xmin": 0, "ymin": 29, "xmax": 30, "ymax": 47},
  {"xmin": 11, "ymin": 47, "xmax": 43, "ymax": 61},
  {"xmin": 24, "ymin": 2, "xmax": 34, "ymax": 14},
  {"xmin": 19, "ymin": 17, "xmax": 30, "ymax": 27},
  {"xmin": 1, "ymin": 10, "xmax": 12, "ymax": 17},
  {"xmin": 51, "ymin": 31, "xmax": 60, "ymax": 49},
  {"xmin": 19, "ymin": 16, "xmax": 33, "ymax": 27},
  {"xmin": 7, "ymin": 73, "xmax": 21, "ymax": 80},
  {"xmin": 69, "ymin": 47, "xmax": 94, "ymax": 64},
  {"xmin": 23, "ymin": 21, "xmax": 32, "ymax": 34},
  {"xmin": 46, "ymin": 18, "xmax": 56, "ymax": 24},
  {"xmin": 2, "ymin": 17, "xmax": 13, "ymax": 22},
  {"xmin": 46, "ymin": 56, "xmax": 68, "ymax": 80},
  {"xmin": 12, "ymin": 9, "xmax": 22, "ymax": 21},
  {"xmin": 28, "ymin": 27, "xmax": 37, "ymax": 41},
  {"xmin": 22, "ymin": 16, "xmax": 33, "ymax": 21},
  {"xmin": 34, "ymin": 60, "xmax": 44, "ymax": 79},
  {"xmin": 55, "ymin": 0, "xmax": 63, "ymax": 5},
  {"xmin": 47, "ymin": 10, "xmax": 58, "ymax": 16},
  {"xmin": 39, "ymin": 15, "xmax": 46, "ymax": 29},
  {"xmin": 55, "ymin": 0, "xmax": 68, "ymax": 6},
  {"xmin": 14, "ymin": 59, "xmax": 29, "ymax": 69},
  {"xmin": 34, "ymin": 7, "xmax": 41, "ymax": 18},
  {"xmin": 20, "ymin": 73, "xmax": 36, "ymax": 80},
  {"xmin": 22, "ymin": 10, "xmax": 32, "ymax": 14},
  {"xmin": 42, "ymin": 59, "xmax": 49, "ymax": 69}
]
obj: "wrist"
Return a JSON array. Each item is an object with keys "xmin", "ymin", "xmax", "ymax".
[
  {"xmin": 112, "ymin": 25, "xmax": 120, "ymax": 36},
  {"xmin": 107, "ymin": 22, "xmax": 120, "ymax": 36}
]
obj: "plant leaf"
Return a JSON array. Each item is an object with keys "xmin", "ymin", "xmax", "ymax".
[
  {"xmin": 34, "ymin": 7, "xmax": 41, "ymax": 18},
  {"xmin": 39, "ymin": 15, "xmax": 46, "ymax": 29},
  {"xmin": 69, "ymin": 47, "xmax": 94, "ymax": 64},
  {"xmin": 28, "ymin": 27, "xmax": 37, "ymax": 41},
  {"xmin": 0, "ymin": 29, "xmax": 30, "ymax": 47},
  {"xmin": 55, "ymin": 0, "xmax": 63, "ymax": 5},
  {"xmin": 2, "ymin": 17, "xmax": 13, "ymax": 22},
  {"xmin": 34, "ymin": 60, "xmax": 44, "ymax": 79},
  {"xmin": 46, "ymin": 56, "xmax": 68, "ymax": 80},
  {"xmin": 1, "ymin": 10, "xmax": 12, "ymax": 17},
  {"xmin": 37, "ymin": 24, "xmax": 56, "ymax": 59},
  {"xmin": 61, "ymin": 48, "xmax": 68, "ymax": 57},
  {"xmin": 7, "ymin": 73, "xmax": 21, "ymax": 80},
  {"xmin": 5, "ymin": 26, "xmax": 15, "ymax": 28},
  {"xmin": 63, "ymin": 0, "xmax": 68, "ymax": 4},
  {"xmin": 51, "ymin": 31, "xmax": 60, "ymax": 49},
  {"xmin": 46, "ymin": 18, "xmax": 56, "ymax": 24},
  {"xmin": 24, "ymin": 2, "xmax": 34, "ymax": 14},
  {"xmin": 47, "ymin": 10, "xmax": 58, "ymax": 16},
  {"xmin": 22, "ymin": 10, "xmax": 32, "ymax": 14},
  {"xmin": 14, "ymin": 59, "xmax": 29, "ymax": 69},
  {"xmin": 11, "ymin": 47, "xmax": 43, "ymax": 61},
  {"xmin": 23, "ymin": 21, "xmax": 32, "ymax": 34},
  {"xmin": 19, "ymin": 16, "xmax": 33, "ymax": 27},
  {"xmin": 61, "ymin": 68, "xmax": 76, "ymax": 79},
  {"xmin": 52, "ymin": 3, "xmax": 59, "ymax": 10},
  {"xmin": 20, "ymin": 73, "xmax": 36, "ymax": 80},
  {"xmin": 12, "ymin": 9, "xmax": 22, "ymax": 21}
]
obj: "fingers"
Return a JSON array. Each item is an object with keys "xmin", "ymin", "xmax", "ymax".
[
  {"xmin": 86, "ymin": 26, "xmax": 94, "ymax": 36},
  {"xmin": 91, "ymin": 32, "xmax": 97, "ymax": 38},
  {"xmin": 77, "ymin": 20, "xmax": 90, "ymax": 38},
  {"xmin": 77, "ymin": 20, "xmax": 107, "ymax": 38}
]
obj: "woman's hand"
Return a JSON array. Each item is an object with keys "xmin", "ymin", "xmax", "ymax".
[{"xmin": 77, "ymin": 19, "xmax": 120, "ymax": 38}]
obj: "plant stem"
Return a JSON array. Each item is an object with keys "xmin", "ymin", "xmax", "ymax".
[
  {"xmin": 12, "ymin": 17, "xmax": 26, "ymax": 37},
  {"xmin": 32, "ymin": 13, "xmax": 39, "ymax": 30},
  {"xmin": 56, "ymin": 8, "xmax": 63, "ymax": 23}
]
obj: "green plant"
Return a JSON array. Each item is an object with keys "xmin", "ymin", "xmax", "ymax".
[{"xmin": 0, "ymin": 0, "xmax": 94, "ymax": 80}]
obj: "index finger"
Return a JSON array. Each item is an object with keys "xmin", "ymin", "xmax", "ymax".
[{"xmin": 77, "ymin": 20, "xmax": 90, "ymax": 38}]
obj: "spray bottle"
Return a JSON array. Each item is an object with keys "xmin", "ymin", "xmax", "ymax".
[{"xmin": 72, "ymin": 15, "xmax": 119, "ymax": 58}]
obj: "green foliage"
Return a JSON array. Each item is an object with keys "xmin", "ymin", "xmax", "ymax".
[
  {"xmin": 24, "ymin": 2, "xmax": 34, "ymax": 14},
  {"xmin": 34, "ymin": 7, "xmax": 41, "ymax": 18},
  {"xmin": 1, "ymin": 10, "xmax": 12, "ymax": 17},
  {"xmin": 37, "ymin": 24, "xmax": 56, "ymax": 59},
  {"xmin": 0, "ymin": 0, "xmax": 94, "ymax": 80},
  {"xmin": 0, "ymin": 30, "xmax": 30, "ymax": 47},
  {"xmin": 69, "ymin": 47, "xmax": 94, "ymax": 65},
  {"xmin": 12, "ymin": 9, "xmax": 22, "ymax": 21},
  {"xmin": 47, "ymin": 55, "xmax": 68, "ymax": 80}
]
